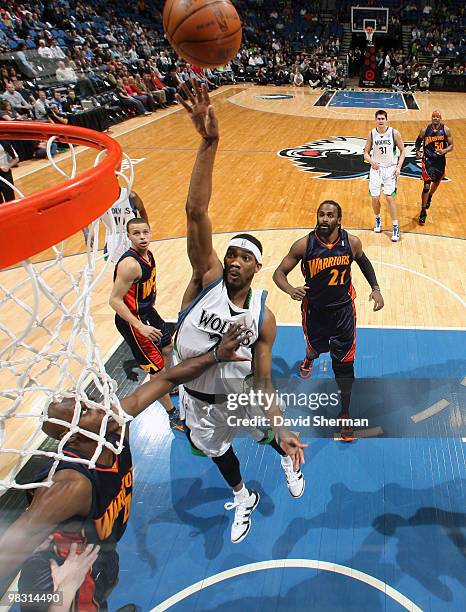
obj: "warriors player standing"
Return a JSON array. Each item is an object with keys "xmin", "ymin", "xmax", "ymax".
[
  {"xmin": 415, "ymin": 110, "xmax": 454, "ymax": 225},
  {"xmin": 273, "ymin": 200, "xmax": 384, "ymax": 438},
  {"xmin": 109, "ymin": 218, "xmax": 183, "ymax": 430},
  {"xmin": 364, "ymin": 110, "xmax": 405, "ymax": 242},
  {"xmin": 175, "ymin": 81, "xmax": 307, "ymax": 544}
]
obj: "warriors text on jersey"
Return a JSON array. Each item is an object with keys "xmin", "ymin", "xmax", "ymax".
[
  {"xmin": 114, "ymin": 248, "xmax": 157, "ymax": 315},
  {"xmin": 175, "ymin": 278, "xmax": 267, "ymax": 395},
  {"xmin": 371, "ymin": 127, "xmax": 398, "ymax": 167},
  {"xmin": 20, "ymin": 435, "xmax": 133, "ymax": 611},
  {"xmin": 301, "ymin": 229, "xmax": 355, "ymax": 310},
  {"xmin": 422, "ymin": 123, "xmax": 447, "ymax": 182}
]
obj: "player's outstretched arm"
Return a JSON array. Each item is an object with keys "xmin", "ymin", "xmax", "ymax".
[
  {"xmin": 272, "ymin": 237, "xmax": 308, "ymax": 300},
  {"xmin": 349, "ymin": 235, "xmax": 384, "ymax": 311},
  {"xmin": 121, "ymin": 324, "xmax": 249, "ymax": 418},
  {"xmin": 253, "ymin": 307, "xmax": 308, "ymax": 470},
  {"xmin": 177, "ymin": 80, "xmax": 223, "ymax": 292},
  {"xmin": 0, "ymin": 471, "xmax": 91, "ymax": 582}
]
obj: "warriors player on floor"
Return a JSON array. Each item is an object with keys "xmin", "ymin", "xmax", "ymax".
[
  {"xmin": 103, "ymin": 188, "xmax": 149, "ymax": 263},
  {"xmin": 175, "ymin": 81, "xmax": 307, "ymax": 544},
  {"xmin": 415, "ymin": 110, "xmax": 454, "ymax": 225},
  {"xmin": 364, "ymin": 110, "xmax": 405, "ymax": 242},
  {"xmin": 110, "ymin": 218, "xmax": 183, "ymax": 430},
  {"xmin": 0, "ymin": 326, "xmax": 246, "ymax": 609},
  {"xmin": 273, "ymin": 200, "xmax": 384, "ymax": 439}
]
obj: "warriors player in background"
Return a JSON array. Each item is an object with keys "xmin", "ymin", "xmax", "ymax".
[
  {"xmin": 364, "ymin": 110, "xmax": 405, "ymax": 242},
  {"xmin": 415, "ymin": 110, "xmax": 454, "ymax": 225},
  {"xmin": 109, "ymin": 218, "xmax": 183, "ymax": 430},
  {"xmin": 175, "ymin": 81, "xmax": 307, "ymax": 544},
  {"xmin": 273, "ymin": 200, "xmax": 384, "ymax": 440},
  {"xmin": 102, "ymin": 188, "xmax": 149, "ymax": 263},
  {"xmin": 0, "ymin": 326, "xmax": 246, "ymax": 610}
]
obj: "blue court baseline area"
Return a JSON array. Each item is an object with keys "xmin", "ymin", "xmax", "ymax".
[
  {"xmin": 109, "ymin": 326, "xmax": 466, "ymax": 612},
  {"xmin": 329, "ymin": 91, "xmax": 406, "ymax": 109}
]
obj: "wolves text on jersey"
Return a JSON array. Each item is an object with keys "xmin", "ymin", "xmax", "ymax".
[{"xmin": 199, "ymin": 309, "xmax": 254, "ymax": 346}]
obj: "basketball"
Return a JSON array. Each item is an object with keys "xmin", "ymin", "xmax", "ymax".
[{"xmin": 163, "ymin": 0, "xmax": 242, "ymax": 68}]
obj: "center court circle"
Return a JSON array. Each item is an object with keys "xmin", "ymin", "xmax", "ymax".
[{"xmin": 150, "ymin": 559, "xmax": 422, "ymax": 611}]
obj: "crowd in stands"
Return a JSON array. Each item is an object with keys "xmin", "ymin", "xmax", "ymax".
[{"xmin": 0, "ymin": 0, "xmax": 465, "ymax": 154}]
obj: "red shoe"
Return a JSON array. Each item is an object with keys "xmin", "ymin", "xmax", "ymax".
[{"xmin": 299, "ymin": 356, "xmax": 314, "ymax": 379}]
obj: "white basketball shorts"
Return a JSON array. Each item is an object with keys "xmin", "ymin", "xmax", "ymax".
[{"xmin": 369, "ymin": 165, "xmax": 398, "ymax": 197}]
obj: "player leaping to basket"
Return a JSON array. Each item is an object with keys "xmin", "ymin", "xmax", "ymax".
[{"xmin": 174, "ymin": 80, "xmax": 307, "ymax": 544}]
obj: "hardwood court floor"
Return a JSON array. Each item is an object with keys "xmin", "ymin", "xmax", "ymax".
[{"xmin": 2, "ymin": 85, "xmax": 465, "ymax": 480}]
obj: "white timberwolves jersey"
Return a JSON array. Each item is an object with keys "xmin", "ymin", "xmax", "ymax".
[
  {"xmin": 102, "ymin": 188, "xmax": 136, "ymax": 263},
  {"xmin": 371, "ymin": 127, "xmax": 398, "ymax": 167},
  {"xmin": 175, "ymin": 278, "xmax": 267, "ymax": 395}
]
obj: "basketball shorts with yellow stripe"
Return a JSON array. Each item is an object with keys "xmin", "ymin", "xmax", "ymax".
[{"xmin": 115, "ymin": 309, "xmax": 172, "ymax": 374}]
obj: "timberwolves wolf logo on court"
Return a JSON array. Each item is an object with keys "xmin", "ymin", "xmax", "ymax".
[{"xmin": 278, "ymin": 137, "xmax": 448, "ymax": 181}]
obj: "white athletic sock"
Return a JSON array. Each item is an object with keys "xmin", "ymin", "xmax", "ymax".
[
  {"xmin": 234, "ymin": 484, "xmax": 249, "ymax": 500},
  {"xmin": 281, "ymin": 454, "xmax": 293, "ymax": 467}
]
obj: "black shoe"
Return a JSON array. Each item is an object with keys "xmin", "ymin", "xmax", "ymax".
[
  {"xmin": 418, "ymin": 209, "xmax": 427, "ymax": 225},
  {"xmin": 426, "ymin": 193, "xmax": 432, "ymax": 209}
]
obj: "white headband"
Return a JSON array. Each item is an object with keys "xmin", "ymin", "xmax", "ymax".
[{"xmin": 227, "ymin": 238, "xmax": 262, "ymax": 264}]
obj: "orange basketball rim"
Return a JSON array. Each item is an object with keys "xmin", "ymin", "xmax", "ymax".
[{"xmin": 0, "ymin": 121, "xmax": 122, "ymax": 269}]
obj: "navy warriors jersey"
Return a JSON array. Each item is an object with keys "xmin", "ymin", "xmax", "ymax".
[
  {"xmin": 21, "ymin": 435, "xmax": 133, "ymax": 610},
  {"xmin": 114, "ymin": 248, "xmax": 157, "ymax": 315},
  {"xmin": 423, "ymin": 123, "xmax": 447, "ymax": 164},
  {"xmin": 301, "ymin": 229, "xmax": 355, "ymax": 309}
]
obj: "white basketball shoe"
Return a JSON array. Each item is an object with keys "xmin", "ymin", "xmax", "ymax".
[{"xmin": 280, "ymin": 455, "xmax": 305, "ymax": 498}]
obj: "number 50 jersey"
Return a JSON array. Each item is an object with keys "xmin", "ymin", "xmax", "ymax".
[{"xmin": 301, "ymin": 229, "xmax": 356, "ymax": 310}]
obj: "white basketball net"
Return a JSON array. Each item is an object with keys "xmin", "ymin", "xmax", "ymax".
[
  {"xmin": 365, "ymin": 27, "xmax": 374, "ymax": 44},
  {"xmin": 0, "ymin": 137, "xmax": 134, "ymax": 491}
]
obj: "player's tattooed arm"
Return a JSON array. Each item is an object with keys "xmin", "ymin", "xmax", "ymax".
[
  {"xmin": 253, "ymin": 307, "xmax": 308, "ymax": 470},
  {"xmin": 272, "ymin": 236, "xmax": 308, "ymax": 300},
  {"xmin": 349, "ymin": 235, "xmax": 384, "ymax": 312}
]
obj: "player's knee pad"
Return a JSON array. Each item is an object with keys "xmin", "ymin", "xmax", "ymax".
[
  {"xmin": 212, "ymin": 446, "xmax": 241, "ymax": 487},
  {"xmin": 332, "ymin": 359, "xmax": 355, "ymax": 380},
  {"xmin": 423, "ymin": 182, "xmax": 431, "ymax": 193}
]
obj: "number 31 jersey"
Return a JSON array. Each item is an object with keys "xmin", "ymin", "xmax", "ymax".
[{"xmin": 301, "ymin": 229, "xmax": 355, "ymax": 309}]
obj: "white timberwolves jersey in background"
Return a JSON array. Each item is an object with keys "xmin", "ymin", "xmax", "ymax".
[
  {"xmin": 102, "ymin": 187, "xmax": 136, "ymax": 263},
  {"xmin": 371, "ymin": 127, "xmax": 398, "ymax": 167},
  {"xmin": 175, "ymin": 278, "xmax": 267, "ymax": 395}
]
